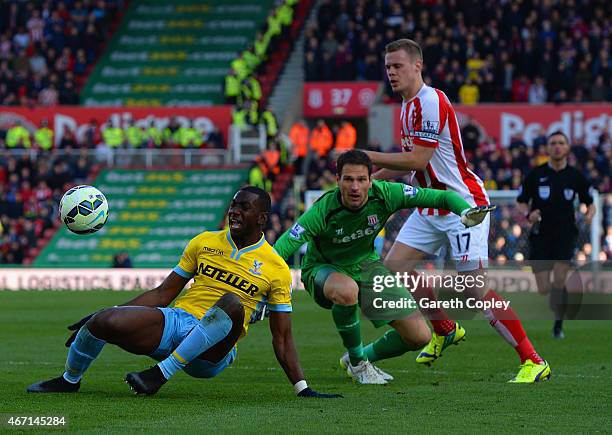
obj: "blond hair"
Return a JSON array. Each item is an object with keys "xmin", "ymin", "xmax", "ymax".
[{"xmin": 385, "ymin": 39, "xmax": 423, "ymax": 61}]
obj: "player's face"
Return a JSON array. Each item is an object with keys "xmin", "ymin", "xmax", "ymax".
[
  {"xmin": 337, "ymin": 164, "xmax": 372, "ymax": 210},
  {"xmin": 546, "ymin": 134, "xmax": 570, "ymax": 161},
  {"xmin": 228, "ymin": 191, "xmax": 264, "ymax": 238},
  {"xmin": 385, "ymin": 49, "xmax": 422, "ymax": 97}
]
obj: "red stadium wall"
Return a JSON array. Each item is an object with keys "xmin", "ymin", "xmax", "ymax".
[
  {"xmin": 304, "ymin": 82, "xmax": 380, "ymax": 117},
  {"xmin": 0, "ymin": 106, "xmax": 233, "ymax": 146},
  {"xmin": 392, "ymin": 104, "xmax": 612, "ymax": 148}
]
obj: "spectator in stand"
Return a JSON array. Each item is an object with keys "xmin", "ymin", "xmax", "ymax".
[
  {"xmin": 59, "ymin": 128, "xmax": 78, "ymax": 149},
  {"xmin": 334, "ymin": 119, "xmax": 357, "ymax": 148},
  {"xmin": 6, "ymin": 121, "xmax": 31, "ymax": 148},
  {"xmin": 512, "ymin": 75, "xmax": 531, "ymax": 102},
  {"xmin": 83, "ymin": 119, "xmax": 101, "ymax": 148},
  {"xmin": 34, "ymin": 119, "xmax": 53, "ymax": 150},
  {"xmin": 38, "ymin": 83, "xmax": 59, "ymax": 106},
  {"xmin": 289, "ymin": 120, "xmax": 309, "ymax": 175},
  {"xmin": 458, "ymin": 77, "xmax": 479, "ymax": 105},
  {"xmin": 460, "ymin": 117, "xmax": 480, "ymax": 158},
  {"xmin": 309, "ymin": 119, "xmax": 333, "ymax": 159},
  {"xmin": 528, "ymin": 77, "xmax": 548, "ymax": 104},
  {"xmin": 112, "ymin": 251, "xmax": 133, "ymax": 268},
  {"xmin": 590, "ymin": 75, "xmax": 608, "ymax": 101},
  {"xmin": 205, "ymin": 126, "xmax": 224, "ymax": 149},
  {"xmin": 304, "ymin": 1, "xmax": 610, "ymax": 103}
]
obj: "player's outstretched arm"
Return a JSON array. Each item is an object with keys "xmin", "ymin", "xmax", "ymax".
[
  {"xmin": 269, "ymin": 312, "xmax": 343, "ymax": 398},
  {"xmin": 389, "ymin": 184, "xmax": 496, "ymax": 228},
  {"xmin": 65, "ymin": 271, "xmax": 189, "ymax": 347},
  {"xmin": 406, "ymin": 187, "xmax": 472, "ymax": 215}
]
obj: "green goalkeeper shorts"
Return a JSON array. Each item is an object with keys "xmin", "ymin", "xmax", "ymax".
[{"xmin": 301, "ymin": 262, "xmax": 416, "ymax": 328}]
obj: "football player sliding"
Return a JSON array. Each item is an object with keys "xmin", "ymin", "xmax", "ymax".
[
  {"xmin": 27, "ymin": 187, "xmax": 341, "ymax": 398},
  {"xmin": 274, "ymin": 150, "xmax": 493, "ymax": 384}
]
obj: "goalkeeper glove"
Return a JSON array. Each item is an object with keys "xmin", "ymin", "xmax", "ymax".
[
  {"xmin": 460, "ymin": 205, "xmax": 496, "ymax": 228},
  {"xmin": 65, "ymin": 310, "xmax": 101, "ymax": 347}
]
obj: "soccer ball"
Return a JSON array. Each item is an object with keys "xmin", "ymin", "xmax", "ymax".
[{"xmin": 59, "ymin": 185, "xmax": 109, "ymax": 234}]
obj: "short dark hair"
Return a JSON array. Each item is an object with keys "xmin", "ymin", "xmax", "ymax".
[
  {"xmin": 336, "ymin": 150, "xmax": 372, "ymax": 177},
  {"xmin": 385, "ymin": 38, "xmax": 423, "ymax": 61},
  {"xmin": 547, "ymin": 130, "xmax": 570, "ymax": 143},
  {"xmin": 239, "ymin": 186, "xmax": 271, "ymax": 213}
]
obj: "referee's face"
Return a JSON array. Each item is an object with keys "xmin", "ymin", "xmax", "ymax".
[
  {"xmin": 337, "ymin": 164, "xmax": 372, "ymax": 210},
  {"xmin": 546, "ymin": 133, "xmax": 570, "ymax": 161}
]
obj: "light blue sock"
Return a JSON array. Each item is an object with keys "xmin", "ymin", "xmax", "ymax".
[
  {"xmin": 63, "ymin": 326, "xmax": 106, "ymax": 383},
  {"xmin": 158, "ymin": 306, "xmax": 233, "ymax": 380}
]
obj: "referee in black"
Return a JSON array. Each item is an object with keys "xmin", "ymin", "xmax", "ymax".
[{"xmin": 517, "ymin": 131, "xmax": 596, "ymax": 339}]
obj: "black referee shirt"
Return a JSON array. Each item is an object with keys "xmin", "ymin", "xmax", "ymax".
[{"xmin": 517, "ymin": 163, "xmax": 593, "ymax": 230}]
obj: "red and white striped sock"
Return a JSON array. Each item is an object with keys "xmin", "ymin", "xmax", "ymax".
[{"xmin": 482, "ymin": 290, "xmax": 544, "ymax": 364}]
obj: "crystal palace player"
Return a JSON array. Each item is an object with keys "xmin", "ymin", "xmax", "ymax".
[
  {"xmin": 27, "ymin": 187, "xmax": 341, "ymax": 398},
  {"xmin": 364, "ymin": 39, "xmax": 550, "ymax": 383}
]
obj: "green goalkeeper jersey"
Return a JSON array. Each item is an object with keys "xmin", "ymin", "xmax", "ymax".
[{"xmin": 274, "ymin": 180, "xmax": 471, "ymax": 280}]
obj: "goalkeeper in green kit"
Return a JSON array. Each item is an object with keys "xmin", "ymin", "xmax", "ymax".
[{"xmin": 274, "ymin": 150, "xmax": 494, "ymax": 384}]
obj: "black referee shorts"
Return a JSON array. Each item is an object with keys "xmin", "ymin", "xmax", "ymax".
[{"xmin": 528, "ymin": 230, "xmax": 577, "ymax": 273}]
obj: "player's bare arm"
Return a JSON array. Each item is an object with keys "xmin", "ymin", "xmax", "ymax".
[
  {"xmin": 121, "ymin": 271, "xmax": 188, "ymax": 307},
  {"xmin": 269, "ymin": 311, "xmax": 305, "ymax": 384},
  {"xmin": 372, "ymin": 168, "xmax": 413, "ymax": 180},
  {"xmin": 270, "ymin": 311, "xmax": 342, "ymax": 398},
  {"xmin": 365, "ymin": 145, "xmax": 435, "ymax": 171}
]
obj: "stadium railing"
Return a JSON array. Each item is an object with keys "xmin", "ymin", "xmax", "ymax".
[{"xmin": 3, "ymin": 148, "xmax": 231, "ymax": 167}]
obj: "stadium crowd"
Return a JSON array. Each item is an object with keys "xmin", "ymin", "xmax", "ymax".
[
  {"xmin": 304, "ymin": 0, "xmax": 611, "ymax": 104},
  {"xmin": 1, "ymin": 121, "xmax": 610, "ymax": 265},
  {"xmin": 0, "ymin": 150, "xmax": 94, "ymax": 264},
  {"xmin": 0, "ymin": 0, "xmax": 123, "ymax": 106}
]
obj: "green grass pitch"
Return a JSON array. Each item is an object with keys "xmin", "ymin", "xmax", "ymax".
[{"xmin": 1, "ymin": 290, "xmax": 610, "ymax": 433}]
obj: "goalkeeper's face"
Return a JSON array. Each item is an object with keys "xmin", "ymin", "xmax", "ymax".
[{"xmin": 337, "ymin": 164, "xmax": 372, "ymax": 210}]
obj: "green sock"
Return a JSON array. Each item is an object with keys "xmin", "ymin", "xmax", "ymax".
[
  {"xmin": 331, "ymin": 304, "xmax": 364, "ymax": 365},
  {"xmin": 364, "ymin": 329, "xmax": 416, "ymax": 362}
]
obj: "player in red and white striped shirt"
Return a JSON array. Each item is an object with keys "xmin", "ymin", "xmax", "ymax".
[{"xmin": 365, "ymin": 39, "xmax": 550, "ymax": 383}]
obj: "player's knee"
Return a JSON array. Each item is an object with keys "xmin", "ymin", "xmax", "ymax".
[
  {"xmin": 87, "ymin": 307, "xmax": 123, "ymax": 338},
  {"xmin": 214, "ymin": 293, "xmax": 245, "ymax": 323},
  {"xmin": 382, "ymin": 256, "xmax": 399, "ymax": 273},
  {"xmin": 416, "ymin": 326, "xmax": 432, "ymax": 346},
  {"xmin": 395, "ymin": 318, "xmax": 431, "ymax": 347},
  {"xmin": 327, "ymin": 285, "xmax": 358, "ymax": 306}
]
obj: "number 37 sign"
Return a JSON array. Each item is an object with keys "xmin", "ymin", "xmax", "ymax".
[{"xmin": 304, "ymin": 82, "xmax": 380, "ymax": 118}]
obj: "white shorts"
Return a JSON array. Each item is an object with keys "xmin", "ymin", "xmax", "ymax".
[{"xmin": 395, "ymin": 212, "xmax": 490, "ymax": 272}]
